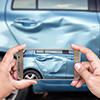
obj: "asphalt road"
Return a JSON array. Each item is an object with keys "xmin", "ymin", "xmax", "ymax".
[{"xmin": 28, "ymin": 92, "xmax": 99, "ymax": 100}]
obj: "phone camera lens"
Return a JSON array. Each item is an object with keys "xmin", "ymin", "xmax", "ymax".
[{"xmin": 18, "ymin": 56, "xmax": 20, "ymax": 58}]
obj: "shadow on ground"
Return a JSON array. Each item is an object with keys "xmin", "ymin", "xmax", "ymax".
[{"xmin": 27, "ymin": 91, "xmax": 99, "ymax": 100}]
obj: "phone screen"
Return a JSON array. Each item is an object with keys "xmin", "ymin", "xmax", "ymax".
[{"xmin": 17, "ymin": 49, "xmax": 80, "ymax": 80}]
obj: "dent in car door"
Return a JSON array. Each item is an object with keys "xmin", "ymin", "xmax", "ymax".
[
  {"xmin": 34, "ymin": 53, "xmax": 68, "ymax": 79},
  {"xmin": 6, "ymin": 0, "xmax": 99, "ymax": 61}
]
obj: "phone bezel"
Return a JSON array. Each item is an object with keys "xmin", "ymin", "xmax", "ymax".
[{"xmin": 17, "ymin": 49, "xmax": 80, "ymax": 80}]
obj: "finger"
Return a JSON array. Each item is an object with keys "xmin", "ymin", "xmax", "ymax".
[
  {"xmin": 12, "ymin": 71, "xmax": 18, "ymax": 79},
  {"xmin": 12, "ymin": 59, "xmax": 17, "ymax": 71},
  {"xmin": 76, "ymin": 79, "xmax": 85, "ymax": 88},
  {"xmin": 13, "ymin": 80, "xmax": 37, "ymax": 90},
  {"xmin": 81, "ymin": 62, "xmax": 93, "ymax": 73},
  {"xmin": 9, "ymin": 59, "xmax": 16, "ymax": 72},
  {"xmin": 71, "ymin": 77, "xmax": 85, "ymax": 87},
  {"xmin": 10, "ymin": 59, "xmax": 16, "ymax": 68},
  {"xmin": 71, "ymin": 44, "xmax": 99, "ymax": 62},
  {"xmin": 75, "ymin": 63, "xmax": 93, "ymax": 84},
  {"xmin": 3, "ymin": 44, "xmax": 26, "ymax": 64},
  {"xmin": 71, "ymin": 80, "xmax": 79, "ymax": 86},
  {"xmin": 11, "ymin": 60, "xmax": 18, "ymax": 79}
]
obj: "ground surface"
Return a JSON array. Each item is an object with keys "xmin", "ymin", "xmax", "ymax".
[{"xmin": 28, "ymin": 92, "xmax": 99, "ymax": 100}]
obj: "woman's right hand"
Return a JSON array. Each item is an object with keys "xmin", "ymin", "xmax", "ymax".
[{"xmin": 71, "ymin": 44, "xmax": 100, "ymax": 98}]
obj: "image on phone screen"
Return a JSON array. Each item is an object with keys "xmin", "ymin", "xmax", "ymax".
[{"xmin": 17, "ymin": 49, "xmax": 80, "ymax": 80}]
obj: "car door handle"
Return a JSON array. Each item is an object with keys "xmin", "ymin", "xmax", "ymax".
[
  {"xmin": 15, "ymin": 19, "xmax": 36, "ymax": 24},
  {"xmin": 68, "ymin": 57, "xmax": 74, "ymax": 60},
  {"xmin": 36, "ymin": 56, "xmax": 54, "ymax": 61},
  {"xmin": 14, "ymin": 18, "xmax": 37, "ymax": 28}
]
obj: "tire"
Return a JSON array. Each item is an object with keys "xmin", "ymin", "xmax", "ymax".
[
  {"xmin": 23, "ymin": 70, "xmax": 44, "ymax": 100},
  {"xmin": 5, "ymin": 89, "xmax": 28, "ymax": 100},
  {"xmin": 24, "ymin": 70, "xmax": 42, "ymax": 79},
  {"xmin": 0, "ymin": 53, "xmax": 5, "ymax": 61}
]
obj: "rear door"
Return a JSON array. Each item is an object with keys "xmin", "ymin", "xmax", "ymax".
[{"xmin": 6, "ymin": 0, "xmax": 100, "ymax": 61}]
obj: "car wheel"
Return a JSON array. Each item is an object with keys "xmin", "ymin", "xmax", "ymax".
[
  {"xmin": 0, "ymin": 53, "xmax": 5, "ymax": 61},
  {"xmin": 5, "ymin": 89, "xmax": 28, "ymax": 100},
  {"xmin": 24, "ymin": 70, "xmax": 42, "ymax": 79},
  {"xmin": 23, "ymin": 70, "xmax": 44, "ymax": 100}
]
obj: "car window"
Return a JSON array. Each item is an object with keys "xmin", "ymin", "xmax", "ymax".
[
  {"xmin": 38, "ymin": 0, "xmax": 88, "ymax": 10},
  {"xmin": 35, "ymin": 50, "xmax": 74, "ymax": 54},
  {"xmin": 12, "ymin": 0, "xmax": 88, "ymax": 10},
  {"xmin": 13, "ymin": 0, "xmax": 36, "ymax": 9},
  {"xmin": 35, "ymin": 50, "xmax": 62, "ymax": 54}
]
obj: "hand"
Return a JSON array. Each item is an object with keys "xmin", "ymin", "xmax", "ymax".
[
  {"xmin": 0, "ymin": 44, "xmax": 37, "ymax": 99},
  {"xmin": 71, "ymin": 44, "xmax": 100, "ymax": 98}
]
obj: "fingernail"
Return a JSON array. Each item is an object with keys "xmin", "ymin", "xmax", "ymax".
[
  {"xmin": 71, "ymin": 44, "xmax": 76, "ymax": 46},
  {"xmin": 75, "ymin": 63, "xmax": 81, "ymax": 70},
  {"xmin": 71, "ymin": 44, "xmax": 78, "ymax": 47},
  {"xmin": 71, "ymin": 81, "xmax": 78, "ymax": 86},
  {"xmin": 21, "ymin": 44, "xmax": 26, "ymax": 47},
  {"xmin": 33, "ymin": 80, "xmax": 37, "ymax": 84}
]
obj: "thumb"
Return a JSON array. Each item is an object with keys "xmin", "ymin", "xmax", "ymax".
[
  {"xmin": 75, "ymin": 63, "xmax": 92, "ymax": 82},
  {"xmin": 13, "ymin": 80, "xmax": 37, "ymax": 90}
]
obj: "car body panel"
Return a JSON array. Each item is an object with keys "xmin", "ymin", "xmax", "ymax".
[
  {"xmin": 6, "ymin": 1, "xmax": 100, "ymax": 57},
  {"xmin": 0, "ymin": 0, "xmax": 18, "ymax": 53},
  {"xmin": 33, "ymin": 80, "xmax": 89, "ymax": 92}
]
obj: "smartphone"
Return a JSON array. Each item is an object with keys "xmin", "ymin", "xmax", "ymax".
[{"xmin": 17, "ymin": 49, "xmax": 80, "ymax": 80}]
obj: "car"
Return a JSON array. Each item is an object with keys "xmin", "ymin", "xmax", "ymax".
[
  {"xmin": 0, "ymin": 0, "xmax": 100, "ymax": 100},
  {"xmin": 23, "ymin": 49, "xmax": 74, "ymax": 80}
]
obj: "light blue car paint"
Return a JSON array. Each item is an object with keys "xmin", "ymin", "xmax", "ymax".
[
  {"xmin": 0, "ymin": 0, "xmax": 100, "ymax": 92},
  {"xmin": 23, "ymin": 51, "xmax": 46, "ymax": 79},
  {"xmin": 0, "ymin": 0, "xmax": 18, "ymax": 53},
  {"xmin": 34, "ymin": 80, "xmax": 89, "ymax": 92}
]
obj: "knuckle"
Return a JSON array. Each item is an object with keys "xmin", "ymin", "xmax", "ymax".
[
  {"xmin": 79, "ymin": 67, "xmax": 85, "ymax": 74},
  {"xmin": 87, "ymin": 76, "xmax": 94, "ymax": 85},
  {"xmin": 6, "ymin": 49, "xmax": 11, "ymax": 54},
  {"xmin": 6, "ymin": 49, "xmax": 13, "ymax": 56},
  {"xmin": 81, "ymin": 62, "xmax": 86, "ymax": 65},
  {"xmin": 12, "ymin": 83, "xmax": 18, "ymax": 91},
  {"xmin": 81, "ymin": 62, "xmax": 89, "ymax": 69},
  {"xmin": 86, "ymin": 49, "xmax": 93, "ymax": 54},
  {"xmin": 87, "ymin": 49, "xmax": 91, "ymax": 52}
]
